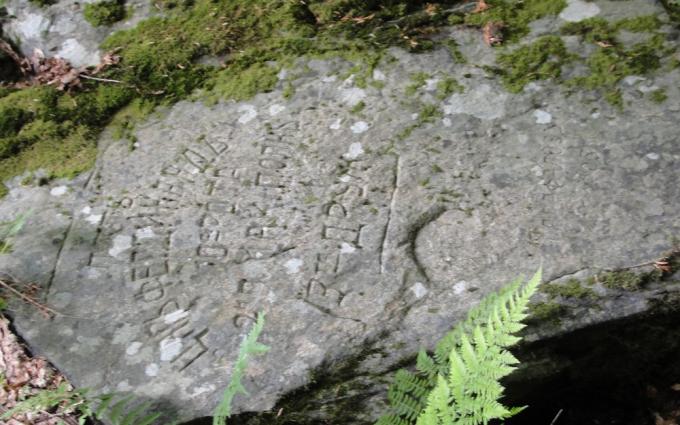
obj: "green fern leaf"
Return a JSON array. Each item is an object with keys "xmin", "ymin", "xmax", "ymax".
[
  {"xmin": 379, "ymin": 269, "xmax": 542, "ymax": 425},
  {"xmin": 213, "ymin": 311, "xmax": 269, "ymax": 425}
]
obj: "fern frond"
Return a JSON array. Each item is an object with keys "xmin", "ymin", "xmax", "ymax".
[
  {"xmin": 380, "ymin": 269, "xmax": 542, "ymax": 425},
  {"xmin": 213, "ymin": 311, "xmax": 269, "ymax": 425}
]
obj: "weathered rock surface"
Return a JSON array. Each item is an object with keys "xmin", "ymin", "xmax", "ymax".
[
  {"xmin": 1, "ymin": 0, "xmax": 154, "ymax": 67},
  {"xmin": 0, "ymin": 0, "xmax": 679, "ymax": 423}
]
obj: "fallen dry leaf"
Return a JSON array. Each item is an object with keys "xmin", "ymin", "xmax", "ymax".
[
  {"xmin": 425, "ymin": 3, "xmax": 439, "ymax": 16},
  {"xmin": 596, "ymin": 40, "xmax": 613, "ymax": 48},
  {"xmin": 473, "ymin": 0, "xmax": 490, "ymax": 13},
  {"xmin": 483, "ymin": 21, "xmax": 504, "ymax": 46},
  {"xmin": 0, "ymin": 316, "xmax": 79, "ymax": 424}
]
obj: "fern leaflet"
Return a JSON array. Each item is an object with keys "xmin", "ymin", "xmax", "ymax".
[
  {"xmin": 378, "ymin": 269, "xmax": 541, "ymax": 425},
  {"xmin": 213, "ymin": 311, "xmax": 270, "ymax": 425}
]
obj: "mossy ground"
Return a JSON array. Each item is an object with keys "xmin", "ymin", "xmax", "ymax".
[
  {"xmin": 2, "ymin": 0, "xmax": 474, "ymax": 194},
  {"xmin": 496, "ymin": 14, "xmax": 673, "ymax": 106},
  {"xmin": 540, "ymin": 279, "xmax": 598, "ymax": 300},
  {"xmin": 83, "ymin": 0, "xmax": 127, "ymax": 27},
  {"xmin": 527, "ymin": 302, "xmax": 566, "ymax": 326},
  {"xmin": 1, "ymin": 0, "xmax": 675, "ymax": 194}
]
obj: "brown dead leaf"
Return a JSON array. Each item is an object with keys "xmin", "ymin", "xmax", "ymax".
[
  {"xmin": 340, "ymin": 13, "xmax": 375, "ymax": 24},
  {"xmin": 596, "ymin": 40, "xmax": 613, "ymax": 48},
  {"xmin": 655, "ymin": 413, "xmax": 678, "ymax": 425},
  {"xmin": 424, "ymin": 3, "xmax": 439, "ymax": 16},
  {"xmin": 0, "ymin": 316, "xmax": 80, "ymax": 424},
  {"xmin": 473, "ymin": 0, "xmax": 490, "ymax": 13},
  {"xmin": 655, "ymin": 259, "xmax": 672, "ymax": 274},
  {"xmin": 483, "ymin": 21, "xmax": 504, "ymax": 46}
]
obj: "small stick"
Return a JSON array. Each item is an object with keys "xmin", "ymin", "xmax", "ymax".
[
  {"xmin": 78, "ymin": 74, "xmax": 123, "ymax": 84},
  {"xmin": 0, "ymin": 39, "xmax": 29, "ymax": 75},
  {"xmin": 549, "ymin": 409, "xmax": 564, "ymax": 425},
  {"xmin": 0, "ymin": 279, "xmax": 58, "ymax": 317}
]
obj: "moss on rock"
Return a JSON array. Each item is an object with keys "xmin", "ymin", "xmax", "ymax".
[
  {"xmin": 541, "ymin": 279, "xmax": 598, "ymax": 300},
  {"xmin": 497, "ymin": 35, "xmax": 574, "ymax": 93},
  {"xmin": 464, "ymin": 0, "xmax": 567, "ymax": 42},
  {"xmin": 83, "ymin": 0, "xmax": 126, "ymax": 27}
]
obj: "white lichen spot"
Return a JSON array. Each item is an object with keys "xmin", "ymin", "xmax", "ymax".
[
  {"xmin": 425, "ymin": 78, "xmax": 440, "ymax": 91},
  {"xmin": 330, "ymin": 118, "xmax": 342, "ymax": 130},
  {"xmin": 372, "ymin": 69, "xmax": 386, "ymax": 81},
  {"xmin": 638, "ymin": 84, "xmax": 659, "ymax": 94},
  {"xmin": 190, "ymin": 384, "xmax": 216, "ymax": 398},
  {"xmin": 646, "ymin": 152, "xmax": 660, "ymax": 161},
  {"xmin": 85, "ymin": 214, "xmax": 102, "ymax": 225},
  {"xmin": 269, "ymin": 104, "xmax": 286, "ymax": 116},
  {"xmin": 339, "ymin": 175, "xmax": 351, "ymax": 183},
  {"xmin": 159, "ymin": 338, "xmax": 183, "ymax": 362},
  {"xmin": 533, "ymin": 109, "xmax": 552, "ymax": 124},
  {"xmin": 108, "ymin": 234, "xmax": 132, "ymax": 258},
  {"xmin": 164, "ymin": 309, "xmax": 189, "ymax": 324},
  {"xmin": 340, "ymin": 87, "xmax": 367, "ymax": 107},
  {"xmin": 277, "ymin": 69, "xmax": 288, "ymax": 80},
  {"xmin": 50, "ymin": 186, "xmax": 68, "ymax": 196},
  {"xmin": 145, "ymin": 363, "xmax": 159, "ymax": 377},
  {"xmin": 285, "ymin": 258, "xmax": 303, "ymax": 274},
  {"xmin": 344, "ymin": 143, "xmax": 364, "ymax": 160},
  {"xmin": 116, "ymin": 381, "xmax": 132, "ymax": 392},
  {"xmin": 237, "ymin": 105, "xmax": 257, "ymax": 124},
  {"xmin": 350, "ymin": 121, "xmax": 369, "ymax": 134},
  {"xmin": 340, "ymin": 242, "xmax": 356, "ymax": 254},
  {"xmin": 411, "ymin": 113, "xmax": 419, "ymax": 120},
  {"xmin": 559, "ymin": 0, "xmax": 600, "ymax": 22},
  {"xmin": 410, "ymin": 282, "xmax": 428, "ymax": 299},
  {"xmin": 126, "ymin": 341, "xmax": 143, "ymax": 356},
  {"xmin": 453, "ymin": 281, "xmax": 467, "ymax": 295},
  {"xmin": 442, "ymin": 117, "xmax": 452, "ymax": 127},
  {"xmin": 623, "ymin": 75, "xmax": 646, "ymax": 86},
  {"xmin": 524, "ymin": 82, "xmax": 543, "ymax": 92},
  {"xmin": 591, "ymin": 112, "xmax": 601, "ymax": 119},
  {"xmin": 267, "ymin": 290, "xmax": 277, "ymax": 303},
  {"xmin": 322, "ymin": 75, "xmax": 337, "ymax": 83},
  {"xmin": 135, "ymin": 227, "xmax": 156, "ymax": 239},
  {"xmin": 81, "ymin": 206, "xmax": 92, "ymax": 215}
]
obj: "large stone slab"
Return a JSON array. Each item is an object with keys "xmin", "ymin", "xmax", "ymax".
[{"xmin": 0, "ymin": 1, "xmax": 678, "ymax": 422}]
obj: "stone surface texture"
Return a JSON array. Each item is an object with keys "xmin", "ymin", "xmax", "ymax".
[
  {"xmin": 1, "ymin": 0, "xmax": 155, "ymax": 67},
  {"xmin": 0, "ymin": 0, "xmax": 679, "ymax": 423}
]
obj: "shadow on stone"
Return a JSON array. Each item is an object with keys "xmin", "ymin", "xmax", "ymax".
[{"xmin": 506, "ymin": 298, "xmax": 680, "ymax": 425}]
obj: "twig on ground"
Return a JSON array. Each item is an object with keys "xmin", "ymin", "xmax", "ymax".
[
  {"xmin": 549, "ymin": 408, "xmax": 564, "ymax": 425},
  {"xmin": 78, "ymin": 74, "xmax": 123, "ymax": 84},
  {"xmin": 0, "ymin": 279, "xmax": 58, "ymax": 318}
]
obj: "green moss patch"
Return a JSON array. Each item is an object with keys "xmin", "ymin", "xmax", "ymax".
[
  {"xmin": 527, "ymin": 302, "xmax": 566, "ymax": 325},
  {"xmin": 436, "ymin": 77, "xmax": 464, "ymax": 99},
  {"xmin": 497, "ymin": 35, "xmax": 574, "ymax": 93},
  {"xmin": 28, "ymin": 0, "xmax": 56, "ymax": 6},
  {"xmin": 560, "ymin": 16, "xmax": 670, "ymax": 107},
  {"xmin": 541, "ymin": 279, "xmax": 598, "ymax": 300},
  {"xmin": 83, "ymin": 0, "xmax": 127, "ymax": 27},
  {"xmin": 650, "ymin": 88, "xmax": 668, "ymax": 103},
  {"xmin": 464, "ymin": 0, "xmax": 567, "ymax": 43},
  {"xmin": 405, "ymin": 72, "xmax": 430, "ymax": 96}
]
